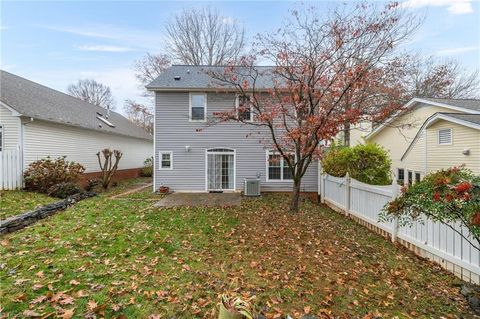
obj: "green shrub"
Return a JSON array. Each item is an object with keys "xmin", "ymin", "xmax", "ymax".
[
  {"xmin": 321, "ymin": 143, "xmax": 391, "ymax": 185},
  {"xmin": 24, "ymin": 156, "xmax": 85, "ymax": 193},
  {"xmin": 141, "ymin": 157, "xmax": 153, "ymax": 177},
  {"xmin": 47, "ymin": 182, "xmax": 83, "ymax": 199}
]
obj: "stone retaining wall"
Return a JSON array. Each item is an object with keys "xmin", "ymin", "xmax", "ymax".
[{"xmin": 0, "ymin": 192, "xmax": 96, "ymax": 234}]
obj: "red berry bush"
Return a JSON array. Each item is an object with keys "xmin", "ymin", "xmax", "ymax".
[{"xmin": 380, "ymin": 166, "xmax": 480, "ymax": 248}]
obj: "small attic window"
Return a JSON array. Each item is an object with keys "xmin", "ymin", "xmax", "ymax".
[
  {"xmin": 174, "ymin": 76, "xmax": 181, "ymax": 81},
  {"xmin": 97, "ymin": 115, "xmax": 115, "ymax": 128}
]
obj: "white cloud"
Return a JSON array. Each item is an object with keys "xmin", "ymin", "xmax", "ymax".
[
  {"xmin": 436, "ymin": 45, "xmax": 480, "ymax": 55},
  {"xmin": 401, "ymin": 0, "xmax": 473, "ymax": 14},
  {"xmin": 40, "ymin": 24, "xmax": 164, "ymax": 50},
  {"xmin": 74, "ymin": 44, "xmax": 135, "ymax": 52}
]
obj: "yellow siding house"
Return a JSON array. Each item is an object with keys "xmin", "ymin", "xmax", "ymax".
[{"xmin": 364, "ymin": 98, "xmax": 480, "ymax": 185}]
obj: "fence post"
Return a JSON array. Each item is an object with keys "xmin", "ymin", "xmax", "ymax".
[
  {"xmin": 344, "ymin": 172, "xmax": 350, "ymax": 216},
  {"xmin": 391, "ymin": 177, "xmax": 399, "ymax": 243},
  {"xmin": 320, "ymin": 174, "xmax": 325, "ymax": 204}
]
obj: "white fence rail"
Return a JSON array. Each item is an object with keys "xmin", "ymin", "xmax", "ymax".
[
  {"xmin": 320, "ymin": 172, "xmax": 480, "ymax": 284},
  {"xmin": 0, "ymin": 150, "xmax": 22, "ymax": 190}
]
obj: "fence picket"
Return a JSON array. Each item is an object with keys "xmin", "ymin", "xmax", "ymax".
[
  {"xmin": 0, "ymin": 150, "xmax": 22, "ymax": 190},
  {"xmin": 321, "ymin": 172, "xmax": 480, "ymax": 284}
]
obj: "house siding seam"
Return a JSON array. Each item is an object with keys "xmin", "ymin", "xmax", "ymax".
[{"xmin": 154, "ymin": 92, "xmax": 318, "ymax": 192}]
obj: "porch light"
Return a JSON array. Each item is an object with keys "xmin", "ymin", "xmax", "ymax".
[{"xmin": 185, "ymin": 145, "xmax": 191, "ymax": 152}]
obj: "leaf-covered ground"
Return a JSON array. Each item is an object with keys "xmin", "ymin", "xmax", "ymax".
[
  {"xmin": 0, "ymin": 191, "xmax": 57, "ymax": 220},
  {"xmin": 0, "ymin": 179, "xmax": 475, "ymax": 318}
]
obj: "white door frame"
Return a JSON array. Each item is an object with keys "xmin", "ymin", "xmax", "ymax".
[{"xmin": 205, "ymin": 148, "xmax": 236, "ymax": 192}]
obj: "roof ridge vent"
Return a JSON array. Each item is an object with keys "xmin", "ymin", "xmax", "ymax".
[{"xmin": 174, "ymin": 75, "xmax": 181, "ymax": 81}]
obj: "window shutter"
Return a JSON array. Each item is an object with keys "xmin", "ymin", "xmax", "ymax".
[{"xmin": 438, "ymin": 128, "xmax": 452, "ymax": 145}]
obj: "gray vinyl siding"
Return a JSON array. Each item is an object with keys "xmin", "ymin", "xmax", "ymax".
[{"xmin": 154, "ymin": 92, "xmax": 318, "ymax": 192}]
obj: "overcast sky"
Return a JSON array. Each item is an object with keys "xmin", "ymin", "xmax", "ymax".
[{"xmin": 1, "ymin": 0, "xmax": 479, "ymax": 114}]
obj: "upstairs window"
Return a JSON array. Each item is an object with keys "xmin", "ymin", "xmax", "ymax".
[
  {"xmin": 236, "ymin": 94, "xmax": 253, "ymax": 122},
  {"xmin": 189, "ymin": 93, "xmax": 206, "ymax": 122},
  {"xmin": 267, "ymin": 151, "xmax": 294, "ymax": 181},
  {"xmin": 159, "ymin": 151, "xmax": 173, "ymax": 170},
  {"xmin": 438, "ymin": 128, "xmax": 452, "ymax": 145}
]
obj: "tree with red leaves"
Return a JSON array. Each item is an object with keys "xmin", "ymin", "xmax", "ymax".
[{"xmin": 209, "ymin": 3, "xmax": 421, "ymax": 212}]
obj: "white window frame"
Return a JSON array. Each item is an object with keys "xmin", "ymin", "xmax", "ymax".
[
  {"xmin": 189, "ymin": 92, "xmax": 207, "ymax": 122},
  {"xmin": 265, "ymin": 150, "xmax": 294, "ymax": 182},
  {"xmin": 158, "ymin": 151, "xmax": 173, "ymax": 170},
  {"xmin": 397, "ymin": 168, "xmax": 404, "ymax": 184},
  {"xmin": 438, "ymin": 128, "xmax": 452, "ymax": 145},
  {"xmin": 235, "ymin": 94, "xmax": 253, "ymax": 122}
]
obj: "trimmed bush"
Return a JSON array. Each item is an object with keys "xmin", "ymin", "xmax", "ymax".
[
  {"xmin": 321, "ymin": 143, "xmax": 392, "ymax": 185},
  {"xmin": 141, "ymin": 157, "xmax": 153, "ymax": 177},
  {"xmin": 47, "ymin": 182, "xmax": 83, "ymax": 199},
  {"xmin": 24, "ymin": 156, "xmax": 85, "ymax": 193}
]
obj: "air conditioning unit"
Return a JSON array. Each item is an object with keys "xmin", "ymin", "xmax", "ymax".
[{"xmin": 244, "ymin": 178, "xmax": 261, "ymax": 197}]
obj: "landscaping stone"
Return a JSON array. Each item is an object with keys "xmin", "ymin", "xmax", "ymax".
[
  {"xmin": 0, "ymin": 192, "xmax": 96, "ymax": 234},
  {"xmin": 461, "ymin": 283, "xmax": 480, "ymax": 314}
]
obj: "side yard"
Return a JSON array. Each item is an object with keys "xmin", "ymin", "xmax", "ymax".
[
  {"xmin": 0, "ymin": 182, "xmax": 475, "ymax": 318},
  {"xmin": 0, "ymin": 191, "xmax": 57, "ymax": 220}
]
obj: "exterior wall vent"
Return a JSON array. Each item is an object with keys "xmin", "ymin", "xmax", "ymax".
[
  {"xmin": 244, "ymin": 178, "xmax": 261, "ymax": 196},
  {"xmin": 174, "ymin": 76, "xmax": 181, "ymax": 81}
]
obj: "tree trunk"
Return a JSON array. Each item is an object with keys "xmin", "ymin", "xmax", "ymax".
[
  {"xmin": 343, "ymin": 120, "xmax": 350, "ymax": 146},
  {"xmin": 289, "ymin": 179, "xmax": 302, "ymax": 213}
]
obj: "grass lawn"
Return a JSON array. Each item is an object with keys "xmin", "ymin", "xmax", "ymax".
[
  {"xmin": 0, "ymin": 190, "xmax": 57, "ymax": 220},
  {"xmin": 0, "ymin": 179, "xmax": 474, "ymax": 318}
]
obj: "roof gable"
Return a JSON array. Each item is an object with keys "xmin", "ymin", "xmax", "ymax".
[
  {"xmin": 401, "ymin": 112, "xmax": 480, "ymax": 161},
  {"xmin": 0, "ymin": 70, "xmax": 152, "ymax": 141},
  {"xmin": 366, "ymin": 97, "xmax": 480, "ymax": 140}
]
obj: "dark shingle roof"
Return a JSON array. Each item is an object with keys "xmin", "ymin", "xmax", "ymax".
[
  {"xmin": 0, "ymin": 70, "xmax": 152, "ymax": 141},
  {"xmin": 146, "ymin": 65, "xmax": 277, "ymax": 90},
  {"xmin": 422, "ymin": 98, "xmax": 480, "ymax": 112},
  {"xmin": 441, "ymin": 113, "xmax": 480, "ymax": 126}
]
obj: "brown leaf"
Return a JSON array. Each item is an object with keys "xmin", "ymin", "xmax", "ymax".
[
  {"xmin": 59, "ymin": 308, "xmax": 75, "ymax": 319},
  {"xmin": 30, "ymin": 295, "xmax": 47, "ymax": 304},
  {"xmin": 76, "ymin": 290, "xmax": 89, "ymax": 298},
  {"xmin": 35, "ymin": 271, "xmax": 44, "ymax": 278},
  {"xmin": 304, "ymin": 305, "xmax": 311, "ymax": 314},
  {"xmin": 22, "ymin": 310, "xmax": 41, "ymax": 317},
  {"xmin": 87, "ymin": 300, "xmax": 98, "ymax": 311},
  {"xmin": 69, "ymin": 279, "xmax": 80, "ymax": 286}
]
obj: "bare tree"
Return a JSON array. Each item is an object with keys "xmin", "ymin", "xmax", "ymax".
[
  {"xmin": 67, "ymin": 79, "xmax": 116, "ymax": 110},
  {"xmin": 134, "ymin": 53, "xmax": 171, "ymax": 88},
  {"xmin": 124, "ymin": 99, "xmax": 154, "ymax": 133},
  {"xmin": 166, "ymin": 7, "xmax": 245, "ymax": 65},
  {"xmin": 401, "ymin": 54, "xmax": 480, "ymax": 100}
]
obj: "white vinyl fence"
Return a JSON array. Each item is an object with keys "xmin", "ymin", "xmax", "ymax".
[
  {"xmin": 0, "ymin": 149, "xmax": 22, "ymax": 190},
  {"xmin": 320, "ymin": 173, "xmax": 480, "ymax": 284}
]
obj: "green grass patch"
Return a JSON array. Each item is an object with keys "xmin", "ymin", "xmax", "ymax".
[
  {"xmin": 0, "ymin": 189, "xmax": 472, "ymax": 318},
  {"xmin": 0, "ymin": 190, "xmax": 57, "ymax": 220}
]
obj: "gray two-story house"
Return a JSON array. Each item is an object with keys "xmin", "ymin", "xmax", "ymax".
[{"xmin": 147, "ymin": 65, "xmax": 318, "ymax": 194}]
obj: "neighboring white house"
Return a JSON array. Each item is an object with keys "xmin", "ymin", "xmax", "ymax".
[{"xmin": 0, "ymin": 70, "xmax": 153, "ymax": 189}]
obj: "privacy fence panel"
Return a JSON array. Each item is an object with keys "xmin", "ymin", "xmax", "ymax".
[
  {"xmin": 320, "ymin": 172, "xmax": 480, "ymax": 284},
  {"xmin": 0, "ymin": 149, "xmax": 22, "ymax": 190}
]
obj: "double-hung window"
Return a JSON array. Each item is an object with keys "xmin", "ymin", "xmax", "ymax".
[
  {"xmin": 267, "ymin": 151, "xmax": 294, "ymax": 181},
  {"xmin": 190, "ymin": 93, "xmax": 206, "ymax": 122},
  {"xmin": 236, "ymin": 94, "xmax": 253, "ymax": 122},
  {"xmin": 159, "ymin": 151, "xmax": 173, "ymax": 170}
]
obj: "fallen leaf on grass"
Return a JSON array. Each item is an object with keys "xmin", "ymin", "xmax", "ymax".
[{"xmin": 58, "ymin": 308, "xmax": 75, "ymax": 319}]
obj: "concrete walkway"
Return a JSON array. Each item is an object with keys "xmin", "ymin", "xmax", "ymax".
[{"xmin": 154, "ymin": 192, "xmax": 242, "ymax": 208}]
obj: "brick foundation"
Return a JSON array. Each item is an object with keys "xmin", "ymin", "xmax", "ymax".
[{"xmin": 80, "ymin": 168, "xmax": 144, "ymax": 187}]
